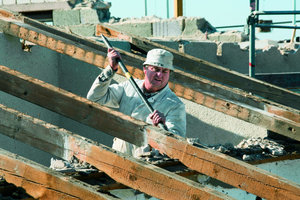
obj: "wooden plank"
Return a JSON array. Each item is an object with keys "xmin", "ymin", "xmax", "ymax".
[
  {"xmin": 146, "ymin": 127, "xmax": 300, "ymax": 200},
  {"xmin": 95, "ymin": 24, "xmax": 300, "ymax": 110},
  {"xmin": 0, "ymin": 65, "xmax": 299, "ymax": 141},
  {"xmin": 0, "ymin": 149, "xmax": 116, "ymax": 200},
  {"xmin": 174, "ymin": 0, "xmax": 183, "ymax": 17},
  {"xmin": 0, "ymin": 104, "xmax": 233, "ymax": 200}
]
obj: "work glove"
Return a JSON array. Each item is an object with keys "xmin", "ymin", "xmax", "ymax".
[
  {"xmin": 107, "ymin": 48, "xmax": 121, "ymax": 71},
  {"xmin": 149, "ymin": 110, "xmax": 166, "ymax": 126}
]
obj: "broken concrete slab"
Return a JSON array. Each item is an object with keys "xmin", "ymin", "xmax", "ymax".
[
  {"xmin": 208, "ymin": 30, "xmax": 248, "ymax": 42},
  {"xmin": 79, "ymin": 8, "xmax": 100, "ymax": 24},
  {"xmin": 53, "ymin": 7, "xmax": 110, "ymax": 26},
  {"xmin": 181, "ymin": 17, "xmax": 216, "ymax": 39},
  {"xmin": 53, "ymin": 9, "xmax": 81, "ymax": 26},
  {"xmin": 239, "ymin": 39, "xmax": 279, "ymax": 50},
  {"xmin": 108, "ymin": 21, "xmax": 153, "ymax": 38},
  {"xmin": 152, "ymin": 17, "xmax": 184, "ymax": 37}
]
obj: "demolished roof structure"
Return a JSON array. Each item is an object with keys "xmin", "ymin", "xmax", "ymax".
[{"xmin": 0, "ymin": 5, "xmax": 300, "ymax": 200}]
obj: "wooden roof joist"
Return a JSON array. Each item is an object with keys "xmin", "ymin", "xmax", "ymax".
[
  {"xmin": 0, "ymin": 148, "xmax": 117, "ymax": 200},
  {"xmin": 96, "ymin": 24, "xmax": 300, "ymax": 110},
  {"xmin": 0, "ymin": 66, "xmax": 300, "ymax": 200},
  {"xmin": 0, "ymin": 11, "xmax": 298, "ymax": 139},
  {"xmin": 0, "ymin": 104, "xmax": 233, "ymax": 200}
]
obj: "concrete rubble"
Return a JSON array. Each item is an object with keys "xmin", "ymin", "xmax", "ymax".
[
  {"xmin": 50, "ymin": 156, "xmax": 97, "ymax": 173},
  {"xmin": 210, "ymin": 137, "xmax": 297, "ymax": 162}
]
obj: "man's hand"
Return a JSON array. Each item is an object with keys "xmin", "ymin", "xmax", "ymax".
[
  {"xmin": 107, "ymin": 48, "xmax": 121, "ymax": 71},
  {"xmin": 149, "ymin": 110, "xmax": 166, "ymax": 126}
]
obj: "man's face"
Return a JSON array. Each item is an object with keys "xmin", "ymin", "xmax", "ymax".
[{"xmin": 143, "ymin": 65, "xmax": 170, "ymax": 93}]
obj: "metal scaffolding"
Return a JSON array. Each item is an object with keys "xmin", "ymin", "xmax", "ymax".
[{"xmin": 248, "ymin": 0, "xmax": 300, "ymax": 77}]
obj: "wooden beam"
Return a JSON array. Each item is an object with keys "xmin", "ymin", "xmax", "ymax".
[
  {"xmin": 0, "ymin": 104, "xmax": 232, "ymax": 200},
  {"xmin": 95, "ymin": 24, "xmax": 300, "ymax": 110},
  {"xmin": 1, "ymin": 102, "xmax": 300, "ymax": 200},
  {"xmin": 174, "ymin": 0, "xmax": 183, "ymax": 17},
  {"xmin": 0, "ymin": 64, "xmax": 299, "ymax": 142},
  {"xmin": 0, "ymin": 149, "xmax": 116, "ymax": 200},
  {"xmin": 146, "ymin": 127, "xmax": 300, "ymax": 200}
]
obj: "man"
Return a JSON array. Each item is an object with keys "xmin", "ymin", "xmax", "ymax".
[{"xmin": 87, "ymin": 48, "xmax": 186, "ymax": 156}]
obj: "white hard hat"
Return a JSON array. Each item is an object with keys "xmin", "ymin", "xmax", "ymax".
[{"xmin": 143, "ymin": 49, "xmax": 174, "ymax": 70}]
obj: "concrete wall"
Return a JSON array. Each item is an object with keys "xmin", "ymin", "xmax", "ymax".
[{"xmin": 0, "ymin": 33, "xmax": 60, "ymax": 166}]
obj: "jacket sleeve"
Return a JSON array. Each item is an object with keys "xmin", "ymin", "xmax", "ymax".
[
  {"xmin": 165, "ymin": 102, "xmax": 186, "ymax": 138},
  {"xmin": 87, "ymin": 65, "xmax": 124, "ymax": 108}
]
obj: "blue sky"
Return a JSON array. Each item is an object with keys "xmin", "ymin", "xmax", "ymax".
[{"xmin": 108, "ymin": 0, "xmax": 299, "ymax": 41}]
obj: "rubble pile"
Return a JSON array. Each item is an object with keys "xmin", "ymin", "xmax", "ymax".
[
  {"xmin": 188, "ymin": 136, "xmax": 299, "ymax": 162},
  {"xmin": 209, "ymin": 137, "xmax": 288, "ymax": 161},
  {"xmin": 50, "ymin": 156, "xmax": 97, "ymax": 173}
]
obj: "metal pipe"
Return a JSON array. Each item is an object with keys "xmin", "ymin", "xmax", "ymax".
[
  {"xmin": 216, "ymin": 20, "xmax": 300, "ymax": 29},
  {"xmin": 249, "ymin": 19, "xmax": 256, "ymax": 78},
  {"xmin": 256, "ymin": 24, "xmax": 300, "ymax": 29},
  {"xmin": 253, "ymin": 10, "xmax": 300, "ymax": 15},
  {"xmin": 249, "ymin": 0, "xmax": 258, "ymax": 78},
  {"xmin": 166, "ymin": 0, "xmax": 169, "ymax": 18},
  {"xmin": 294, "ymin": 0, "xmax": 297, "ymax": 25},
  {"xmin": 144, "ymin": 0, "xmax": 147, "ymax": 16},
  {"xmin": 101, "ymin": 34, "xmax": 169, "ymax": 131}
]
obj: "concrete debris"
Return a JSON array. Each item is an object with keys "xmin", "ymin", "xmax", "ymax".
[
  {"xmin": 208, "ymin": 137, "xmax": 287, "ymax": 161},
  {"xmin": 278, "ymin": 42, "xmax": 300, "ymax": 55},
  {"xmin": 50, "ymin": 156, "xmax": 97, "ymax": 173},
  {"xmin": 187, "ymin": 137, "xmax": 291, "ymax": 162},
  {"xmin": 208, "ymin": 30, "xmax": 248, "ymax": 43},
  {"xmin": 135, "ymin": 147, "xmax": 176, "ymax": 165},
  {"xmin": 239, "ymin": 39, "xmax": 279, "ymax": 50},
  {"xmin": 110, "ymin": 189, "xmax": 159, "ymax": 200},
  {"xmin": 73, "ymin": 0, "xmax": 111, "ymax": 10}
]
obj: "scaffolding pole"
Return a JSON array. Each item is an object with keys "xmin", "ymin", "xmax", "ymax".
[
  {"xmin": 249, "ymin": 0, "xmax": 258, "ymax": 77},
  {"xmin": 174, "ymin": 0, "xmax": 183, "ymax": 17}
]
